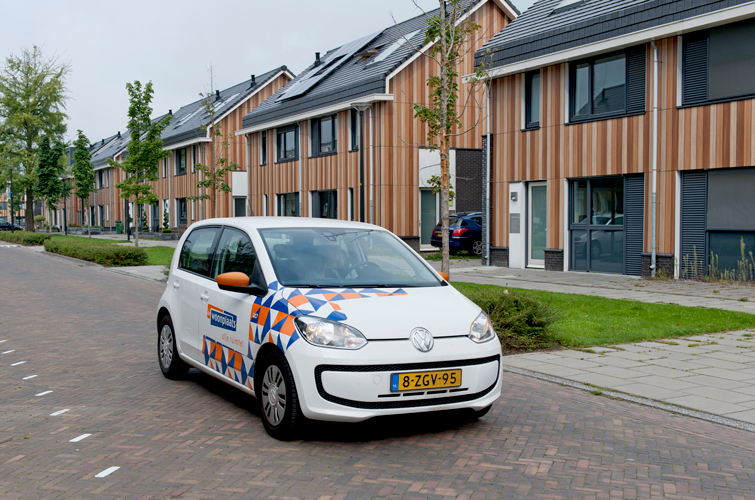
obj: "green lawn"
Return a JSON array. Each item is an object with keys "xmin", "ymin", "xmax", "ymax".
[{"xmin": 454, "ymin": 281, "xmax": 755, "ymax": 348}]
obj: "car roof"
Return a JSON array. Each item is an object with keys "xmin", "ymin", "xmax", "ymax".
[{"xmin": 187, "ymin": 216, "xmax": 389, "ymax": 232}]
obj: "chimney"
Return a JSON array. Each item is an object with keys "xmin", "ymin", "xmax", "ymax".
[
  {"xmin": 250, "ymin": 74, "xmax": 256, "ymax": 86},
  {"xmin": 117, "ymin": 131, "xmax": 121, "ymax": 138},
  {"xmin": 315, "ymin": 52, "xmax": 321, "ymax": 65},
  {"xmin": 215, "ymin": 89, "xmax": 220, "ymax": 101},
  {"xmin": 169, "ymin": 109, "xmax": 172, "ymax": 115}
]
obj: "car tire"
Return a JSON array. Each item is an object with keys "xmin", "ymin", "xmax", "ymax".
[
  {"xmin": 257, "ymin": 350, "xmax": 304, "ymax": 441},
  {"xmin": 158, "ymin": 315, "xmax": 189, "ymax": 380},
  {"xmin": 472, "ymin": 240, "xmax": 483, "ymax": 256}
]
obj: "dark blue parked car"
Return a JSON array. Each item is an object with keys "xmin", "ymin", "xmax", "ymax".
[{"xmin": 430, "ymin": 212, "xmax": 483, "ymax": 255}]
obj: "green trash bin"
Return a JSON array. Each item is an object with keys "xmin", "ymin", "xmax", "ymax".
[{"xmin": 115, "ymin": 220, "xmax": 122, "ymax": 234}]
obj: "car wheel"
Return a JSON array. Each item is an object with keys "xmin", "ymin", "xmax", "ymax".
[
  {"xmin": 257, "ymin": 350, "xmax": 304, "ymax": 440},
  {"xmin": 472, "ymin": 240, "xmax": 483, "ymax": 256},
  {"xmin": 158, "ymin": 315, "xmax": 189, "ymax": 380}
]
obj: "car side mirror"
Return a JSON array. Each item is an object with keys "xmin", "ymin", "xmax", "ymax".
[
  {"xmin": 439, "ymin": 272, "xmax": 450, "ymax": 282},
  {"xmin": 216, "ymin": 261, "xmax": 268, "ymax": 297}
]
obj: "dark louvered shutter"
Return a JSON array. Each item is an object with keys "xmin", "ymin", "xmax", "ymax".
[
  {"xmin": 624, "ymin": 175, "xmax": 644, "ymax": 276},
  {"xmin": 626, "ymin": 49, "xmax": 646, "ymax": 114},
  {"xmin": 681, "ymin": 171, "xmax": 707, "ymax": 278},
  {"xmin": 683, "ymin": 35, "xmax": 709, "ymax": 105}
]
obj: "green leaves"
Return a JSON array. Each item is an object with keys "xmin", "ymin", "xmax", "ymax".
[
  {"xmin": 72, "ymin": 130, "xmax": 94, "ymax": 203},
  {"xmin": 36, "ymin": 135, "xmax": 66, "ymax": 209}
]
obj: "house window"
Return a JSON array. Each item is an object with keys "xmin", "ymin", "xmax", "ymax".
[
  {"xmin": 263, "ymin": 194, "xmax": 268, "ymax": 216},
  {"xmin": 260, "ymin": 130, "xmax": 267, "ymax": 165},
  {"xmin": 234, "ymin": 197, "xmax": 246, "ymax": 217},
  {"xmin": 525, "ymin": 70, "xmax": 541, "ymax": 129},
  {"xmin": 276, "ymin": 125, "xmax": 298, "ymax": 162},
  {"xmin": 569, "ymin": 47, "xmax": 645, "ymax": 122},
  {"xmin": 683, "ymin": 18, "xmax": 755, "ymax": 105},
  {"xmin": 177, "ymin": 198, "xmax": 187, "ymax": 225},
  {"xmin": 277, "ymin": 193, "xmax": 299, "ymax": 216},
  {"xmin": 192, "ymin": 146, "xmax": 197, "ymax": 172},
  {"xmin": 175, "ymin": 148, "xmax": 187, "ymax": 175},
  {"xmin": 311, "ymin": 190, "xmax": 337, "ymax": 219},
  {"xmin": 312, "ymin": 115, "xmax": 337, "ymax": 155},
  {"xmin": 163, "ymin": 159, "xmax": 167, "ymax": 178},
  {"xmin": 350, "ymin": 109, "xmax": 359, "ymax": 151}
]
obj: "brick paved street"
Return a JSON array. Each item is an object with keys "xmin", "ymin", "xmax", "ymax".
[{"xmin": 2, "ymin": 245, "xmax": 755, "ymax": 499}]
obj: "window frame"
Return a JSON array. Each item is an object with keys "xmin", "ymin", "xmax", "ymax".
[
  {"xmin": 276, "ymin": 125, "xmax": 299, "ymax": 163},
  {"xmin": 177, "ymin": 225, "xmax": 222, "ymax": 279},
  {"xmin": 260, "ymin": 130, "xmax": 267, "ymax": 166},
  {"xmin": 569, "ymin": 50, "xmax": 633, "ymax": 123},
  {"xmin": 350, "ymin": 109, "xmax": 359, "ymax": 151},
  {"xmin": 175, "ymin": 148, "xmax": 187, "ymax": 176},
  {"xmin": 524, "ymin": 70, "xmax": 541, "ymax": 130},
  {"xmin": 177, "ymin": 197, "xmax": 188, "ymax": 225},
  {"xmin": 311, "ymin": 114, "xmax": 338, "ymax": 157}
]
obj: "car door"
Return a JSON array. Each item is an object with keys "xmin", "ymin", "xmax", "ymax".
[
  {"xmin": 172, "ymin": 226, "xmax": 221, "ymax": 361},
  {"xmin": 198, "ymin": 226, "xmax": 258, "ymax": 390}
]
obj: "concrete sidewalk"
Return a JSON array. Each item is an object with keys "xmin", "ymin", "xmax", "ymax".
[
  {"xmin": 503, "ymin": 330, "xmax": 755, "ymax": 426},
  {"xmin": 439, "ymin": 261, "xmax": 755, "ymax": 314}
]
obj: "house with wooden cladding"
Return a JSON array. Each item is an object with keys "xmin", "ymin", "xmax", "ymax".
[
  {"xmin": 236, "ymin": 0, "xmax": 518, "ymax": 250},
  {"xmin": 63, "ymin": 66, "xmax": 293, "ymax": 233},
  {"xmin": 475, "ymin": 0, "xmax": 755, "ymax": 278}
]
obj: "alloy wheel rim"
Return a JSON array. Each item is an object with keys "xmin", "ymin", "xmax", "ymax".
[
  {"xmin": 261, "ymin": 365, "xmax": 287, "ymax": 426},
  {"xmin": 473, "ymin": 241, "xmax": 483, "ymax": 255},
  {"xmin": 160, "ymin": 325, "xmax": 173, "ymax": 368}
]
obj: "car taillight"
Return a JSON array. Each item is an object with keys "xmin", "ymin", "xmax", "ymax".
[{"xmin": 452, "ymin": 228, "xmax": 468, "ymax": 237}]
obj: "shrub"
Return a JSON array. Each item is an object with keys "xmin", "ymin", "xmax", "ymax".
[
  {"xmin": 43, "ymin": 238, "xmax": 148, "ymax": 266},
  {"xmin": 0, "ymin": 231, "xmax": 52, "ymax": 245},
  {"xmin": 456, "ymin": 284, "xmax": 561, "ymax": 352}
]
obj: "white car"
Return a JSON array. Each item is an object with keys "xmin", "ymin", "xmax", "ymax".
[{"xmin": 157, "ymin": 217, "xmax": 503, "ymax": 439}]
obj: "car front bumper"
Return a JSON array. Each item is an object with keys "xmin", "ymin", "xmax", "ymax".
[{"xmin": 286, "ymin": 336, "xmax": 503, "ymax": 422}]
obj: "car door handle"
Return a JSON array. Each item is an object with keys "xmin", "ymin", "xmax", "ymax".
[
  {"xmin": 200, "ymin": 292, "xmax": 210, "ymax": 302},
  {"xmin": 173, "ymin": 281, "xmax": 180, "ymax": 289}
]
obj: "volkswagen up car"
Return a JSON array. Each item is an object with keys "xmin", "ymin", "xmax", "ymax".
[{"xmin": 156, "ymin": 217, "xmax": 502, "ymax": 439}]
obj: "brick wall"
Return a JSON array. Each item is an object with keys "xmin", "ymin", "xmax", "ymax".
[
  {"xmin": 401, "ymin": 236, "xmax": 420, "ymax": 252},
  {"xmin": 641, "ymin": 253, "xmax": 674, "ymax": 278},
  {"xmin": 490, "ymin": 247, "xmax": 509, "ymax": 267},
  {"xmin": 544, "ymin": 249, "xmax": 564, "ymax": 271}
]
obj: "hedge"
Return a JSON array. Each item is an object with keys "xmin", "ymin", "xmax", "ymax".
[
  {"xmin": 457, "ymin": 285, "xmax": 561, "ymax": 352},
  {"xmin": 0, "ymin": 231, "xmax": 52, "ymax": 246},
  {"xmin": 43, "ymin": 238, "xmax": 148, "ymax": 267}
]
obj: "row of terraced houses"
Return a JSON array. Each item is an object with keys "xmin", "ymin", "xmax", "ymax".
[{"xmin": 7, "ymin": 0, "xmax": 755, "ymax": 279}]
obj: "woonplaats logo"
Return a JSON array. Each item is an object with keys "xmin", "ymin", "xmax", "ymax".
[{"xmin": 207, "ymin": 305, "xmax": 237, "ymax": 332}]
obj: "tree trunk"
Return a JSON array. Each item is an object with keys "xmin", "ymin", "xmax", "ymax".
[
  {"xmin": 87, "ymin": 204, "xmax": 91, "ymax": 239},
  {"xmin": 439, "ymin": 0, "xmax": 450, "ymax": 276},
  {"xmin": 25, "ymin": 188, "xmax": 34, "ymax": 232}
]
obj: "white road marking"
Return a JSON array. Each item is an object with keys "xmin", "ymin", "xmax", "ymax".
[
  {"xmin": 22, "ymin": 375, "xmax": 37, "ymax": 380},
  {"xmin": 69, "ymin": 433, "xmax": 92, "ymax": 443},
  {"xmin": 94, "ymin": 466, "xmax": 120, "ymax": 478},
  {"xmin": 11, "ymin": 361, "xmax": 26, "ymax": 366},
  {"xmin": 50, "ymin": 409, "xmax": 70, "ymax": 416},
  {"xmin": 2, "ymin": 350, "xmax": 14, "ymax": 354},
  {"xmin": 35, "ymin": 390, "xmax": 53, "ymax": 396}
]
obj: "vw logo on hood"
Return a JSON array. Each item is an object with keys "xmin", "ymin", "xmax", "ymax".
[{"xmin": 410, "ymin": 328, "xmax": 434, "ymax": 352}]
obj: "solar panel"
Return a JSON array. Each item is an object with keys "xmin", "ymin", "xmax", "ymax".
[
  {"xmin": 367, "ymin": 30, "xmax": 420, "ymax": 66},
  {"xmin": 276, "ymin": 31, "xmax": 381, "ymax": 102}
]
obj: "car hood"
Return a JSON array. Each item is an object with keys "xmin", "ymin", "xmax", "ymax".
[{"xmin": 279, "ymin": 285, "xmax": 482, "ymax": 340}]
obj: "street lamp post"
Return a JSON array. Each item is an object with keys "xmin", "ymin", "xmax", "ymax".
[{"xmin": 350, "ymin": 102, "xmax": 371, "ymax": 223}]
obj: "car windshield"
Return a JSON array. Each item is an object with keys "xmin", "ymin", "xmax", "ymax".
[{"xmin": 258, "ymin": 227, "xmax": 441, "ymax": 288}]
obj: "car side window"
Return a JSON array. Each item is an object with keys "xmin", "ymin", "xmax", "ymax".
[
  {"xmin": 212, "ymin": 227, "xmax": 257, "ymax": 279},
  {"xmin": 178, "ymin": 227, "xmax": 221, "ymax": 277},
  {"xmin": 471, "ymin": 216, "xmax": 482, "ymax": 226},
  {"xmin": 460, "ymin": 219, "xmax": 469, "ymax": 227}
]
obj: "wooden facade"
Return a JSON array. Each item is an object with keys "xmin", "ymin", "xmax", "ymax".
[
  {"xmin": 247, "ymin": 1, "xmax": 512, "ymax": 242},
  {"xmin": 488, "ymin": 34, "xmax": 755, "ymax": 265}
]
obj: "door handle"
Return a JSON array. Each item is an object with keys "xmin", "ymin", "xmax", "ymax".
[
  {"xmin": 200, "ymin": 292, "xmax": 210, "ymax": 302},
  {"xmin": 173, "ymin": 281, "xmax": 180, "ymax": 289}
]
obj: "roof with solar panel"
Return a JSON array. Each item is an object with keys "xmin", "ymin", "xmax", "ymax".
[{"xmin": 241, "ymin": 0, "xmax": 518, "ymax": 130}]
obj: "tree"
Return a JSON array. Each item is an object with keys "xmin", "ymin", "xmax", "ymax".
[
  {"xmin": 188, "ymin": 68, "xmax": 238, "ymax": 218},
  {"xmin": 36, "ymin": 135, "xmax": 67, "ymax": 225},
  {"xmin": 0, "ymin": 46, "xmax": 70, "ymax": 232},
  {"xmin": 108, "ymin": 81, "xmax": 171, "ymax": 248},
  {"xmin": 411, "ymin": 0, "xmax": 488, "ymax": 276},
  {"xmin": 72, "ymin": 130, "xmax": 95, "ymax": 238}
]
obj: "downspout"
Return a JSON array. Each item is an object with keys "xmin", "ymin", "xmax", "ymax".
[
  {"xmin": 369, "ymin": 107, "xmax": 374, "ymax": 224},
  {"xmin": 651, "ymin": 41, "xmax": 659, "ymax": 278},
  {"xmin": 298, "ymin": 123, "xmax": 303, "ymax": 216},
  {"xmin": 485, "ymin": 80, "xmax": 491, "ymax": 266}
]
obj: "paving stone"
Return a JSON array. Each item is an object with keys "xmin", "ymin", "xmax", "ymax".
[
  {"xmin": 646, "ymin": 357, "xmax": 708, "ymax": 371},
  {"xmin": 723, "ymin": 409, "xmax": 755, "ymax": 424},
  {"xmin": 732, "ymin": 385, "xmax": 755, "ymax": 397},
  {"xmin": 584, "ymin": 365, "xmax": 649, "ymax": 379},
  {"xmin": 678, "ymin": 386, "xmax": 755, "ymax": 405},
  {"xmin": 543, "ymin": 357, "xmax": 604, "ymax": 370},
  {"xmin": 589, "ymin": 347, "xmax": 617, "ymax": 353},
  {"xmin": 615, "ymin": 383, "xmax": 683, "ymax": 401},
  {"xmin": 678, "ymin": 375, "xmax": 750, "ymax": 390},
  {"xmin": 500, "ymin": 357, "xmax": 553, "ymax": 370},
  {"xmin": 629, "ymin": 375, "xmax": 700, "ymax": 391},
  {"xmin": 521, "ymin": 364, "xmax": 586, "ymax": 378},
  {"xmin": 631, "ymin": 364, "xmax": 695, "ymax": 379},
  {"xmin": 517, "ymin": 352, "xmax": 564, "ymax": 361},
  {"xmin": 691, "ymin": 358, "xmax": 755, "ymax": 371},
  {"xmin": 693, "ymin": 367, "xmax": 755, "ymax": 381},
  {"xmin": 663, "ymin": 395, "xmax": 748, "ymax": 415},
  {"xmin": 569, "ymin": 372, "xmax": 635, "ymax": 389},
  {"xmin": 597, "ymin": 356, "xmax": 645, "ymax": 369},
  {"xmin": 555, "ymin": 349, "xmax": 604, "ymax": 359}
]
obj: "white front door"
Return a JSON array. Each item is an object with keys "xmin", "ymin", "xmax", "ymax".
[{"xmin": 528, "ymin": 182, "xmax": 547, "ymax": 268}]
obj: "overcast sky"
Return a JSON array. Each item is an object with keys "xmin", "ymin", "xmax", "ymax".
[{"xmin": 2, "ymin": 0, "xmax": 537, "ymax": 144}]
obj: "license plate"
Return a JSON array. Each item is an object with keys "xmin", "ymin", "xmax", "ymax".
[{"xmin": 390, "ymin": 369, "xmax": 462, "ymax": 392}]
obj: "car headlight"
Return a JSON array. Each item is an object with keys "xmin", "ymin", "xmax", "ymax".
[
  {"xmin": 294, "ymin": 315, "xmax": 368, "ymax": 349},
  {"xmin": 469, "ymin": 311, "xmax": 496, "ymax": 343}
]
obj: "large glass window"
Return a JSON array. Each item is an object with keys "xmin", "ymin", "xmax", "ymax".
[
  {"xmin": 276, "ymin": 125, "xmax": 298, "ymax": 161},
  {"xmin": 312, "ymin": 115, "xmax": 337, "ymax": 155},
  {"xmin": 525, "ymin": 70, "xmax": 541, "ymax": 129},
  {"xmin": 570, "ymin": 53, "xmax": 626, "ymax": 121},
  {"xmin": 570, "ymin": 177, "xmax": 624, "ymax": 274},
  {"xmin": 312, "ymin": 190, "xmax": 337, "ymax": 219},
  {"xmin": 278, "ymin": 193, "xmax": 298, "ymax": 216},
  {"xmin": 258, "ymin": 227, "xmax": 441, "ymax": 288},
  {"xmin": 212, "ymin": 227, "xmax": 257, "ymax": 278},
  {"xmin": 709, "ymin": 232, "xmax": 755, "ymax": 277},
  {"xmin": 178, "ymin": 227, "xmax": 220, "ymax": 277}
]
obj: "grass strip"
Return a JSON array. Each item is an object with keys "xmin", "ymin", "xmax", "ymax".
[{"xmin": 454, "ymin": 281, "xmax": 755, "ymax": 349}]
